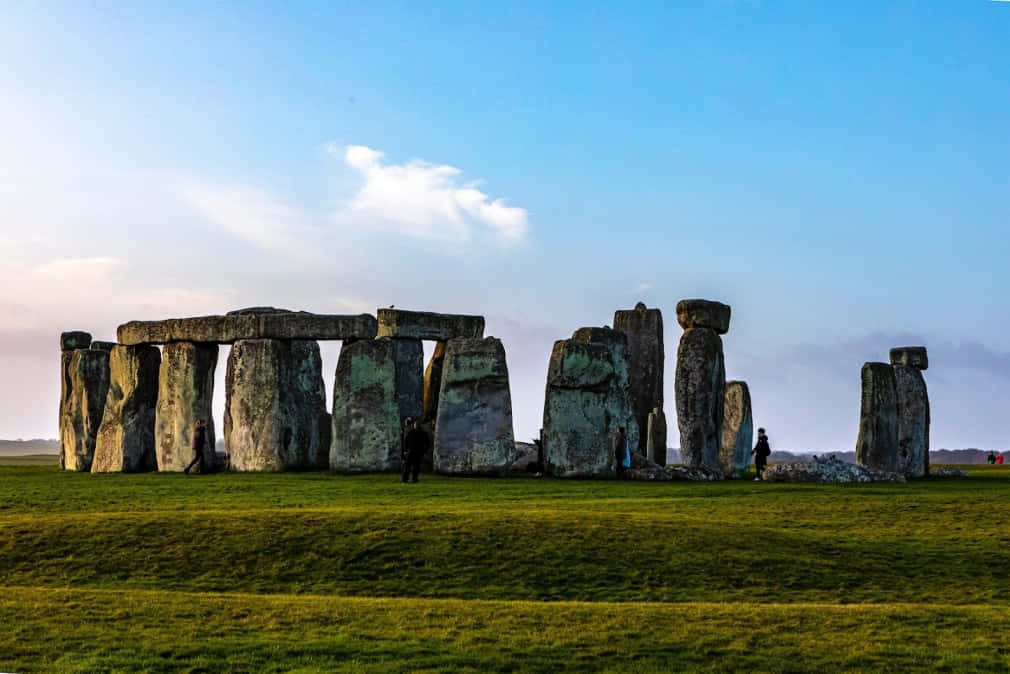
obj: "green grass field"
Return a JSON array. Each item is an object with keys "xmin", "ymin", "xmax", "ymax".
[{"xmin": 2, "ymin": 459, "xmax": 1009, "ymax": 672}]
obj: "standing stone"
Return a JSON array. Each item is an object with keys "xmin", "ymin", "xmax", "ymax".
[
  {"xmin": 92, "ymin": 345, "xmax": 161, "ymax": 473},
  {"xmin": 422, "ymin": 341, "xmax": 447, "ymax": 421},
  {"xmin": 646, "ymin": 407, "xmax": 667, "ymax": 466},
  {"xmin": 60, "ymin": 331, "xmax": 92, "ymax": 351},
  {"xmin": 331, "ymin": 337, "xmax": 423, "ymax": 472},
  {"xmin": 675, "ymin": 300, "xmax": 730, "ymax": 472},
  {"xmin": 570, "ymin": 327, "xmax": 640, "ymax": 452},
  {"xmin": 433, "ymin": 338, "xmax": 517, "ymax": 474},
  {"xmin": 155, "ymin": 342, "xmax": 219, "ymax": 472},
  {"xmin": 225, "ymin": 339, "xmax": 329, "ymax": 471},
  {"xmin": 59, "ymin": 347, "xmax": 110, "ymax": 472},
  {"xmin": 891, "ymin": 347, "xmax": 929, "ymax": 478},
  {"xmin": 613, "ymin": 302, "xmax": 664, "ymax": 454},
  {"xmin": 855, "ymin": 362, "xmax": 900, "ymax": 473},
  {"xmin": 721, "ymin": 381, "xmax": 753, "ymax": 476}
]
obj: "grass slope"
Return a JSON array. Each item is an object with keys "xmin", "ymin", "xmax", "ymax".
[{"xmin": 2, "ymin": 464, "xmax": 1009, "ymax": 672}]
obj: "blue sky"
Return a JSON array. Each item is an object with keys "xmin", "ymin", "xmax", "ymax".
[{"xmin": 1, "ymin": 1, "xmax": 1008, "ymax": 451}]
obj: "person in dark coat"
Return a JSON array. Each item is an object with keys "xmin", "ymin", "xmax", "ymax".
[
  {"xmin": 751, "ymin": 427, "xmax": 771, "ymax": 481},
  {"xmin": 184, "ymin": 419, "xmax": 208, "ymax": 475},
  {"xmin": 401, "ymin": 419, "xmax": 429, "ymax": 484},
  {"xmin": 614, "ymin": 426, "xmax": 628, "ymax": 478}
]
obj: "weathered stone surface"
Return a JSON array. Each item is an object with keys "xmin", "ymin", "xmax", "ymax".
[
  {"xmin": 675, "ymin": 328, "xmax": 726, "ymax": 471},
  {"xmin": 61, "ymin": 331, "xmax": 92, "ymax": 351},
  {"xmin": 855, "ymin": 362, "xmax": 900, "ymax": 473},
  {"xmin": 92, "ymin": 345, "xmax": 161, "ymax": 473},
  {"xmin": 376, "ymin": 309, "xmax": 484, "ymax": 341},
  {"xmin": 613, "ymin": 303, "xmax": 664, "ymax": 452},
  {"xmin": 90, "ymin": 341, "xmax": 116, "ymax": 352},
  {"xmin": 422, "ymin": 341, "xmax": 447, "ymax": 421},
  {"xmin": 930, "ymin": 466, "xmax": 969, "ymax": 478},
  {"xmin": 117, "ymin": 311, "xmax": 377, "ymax": 345},
  {"xmin": 894, "ymin": 365, "xmax": 930, "ymax": 478},
  {"xmin": 764, "ymin": 455, "xmax": 906, "ymax": 483},
  {"xmin": 626, "ymin": 452, "xmax": 723, "ymax": 481},
  {"xmin": 890, "ymin": 346, "xmax": 928, "ymax": 371},
  {"xmin": 225, "ymin": 339, "xmax": 330, "ymax": 471},
  {"xmin": 59, "ymin": 349, "xmax": 110, "ymax": 471},
  {"xmin": 647, "ymin": 407, "xmax": 667, "ymax": 466},
  {"xmin": 155, "ymin": 342, "xmax": 219, "ymax": 472},
  {"xmin": 721, "ymin": 381, "xmax": 753, "ymax": 476},
  {"xmin": 331, "ymin": 338, "xmax": 422, "ymax": 472},
  {"xmin": 433, "ymin": 338, "xmax": 517, "ymax": 474},
  {"xmin": 675, "ymin": 299, "xmax": 731, "ymax": 335},
  {"xmin": 570, "ymin": 327, "xmax": 639, "ymax": 452}
]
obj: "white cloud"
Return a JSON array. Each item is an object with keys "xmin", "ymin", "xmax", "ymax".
[
  {"xmin": 337, "ymin": 145, "xmax": 529, "ymax": 243},
  {"xmin": 31, "ymin": 257, "xmax": 124, "ymax": 281}
]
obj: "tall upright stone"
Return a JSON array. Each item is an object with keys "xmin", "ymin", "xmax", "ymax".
[
  {"xmin": 855, "ymin": 362, "xmax": 900, "ymax": 473},
  {"xmin": 331, "ymin": 337, "xmax": 423, "ymax": 472},
  {"xmin": 646, "ymin": 407, "xmax": 667, "ymax": 466},
  {"xmin": 890, "ymin": 347, "xmax": 930, "ymax": 478},
  {"xmin": 225, "ymin": 339, "xmax": 329, "ymax": 471},
  {"xmin": 155, "ymin": 342, "xmax": 219, "ymax": 472},
  {"xmin": 433, "ymin": 338, "xmax": 517, "ymax": 474},
  {"xmin": 422, "ymin": 341, "xmax": 447, "ymax": 421},
  {"xmin": 721, "ymin": 381, "xmax": 753, "ymax": 476},
  {"xmin": 570, "ymin": 327, "xmax": 639, "ymax": 452},
  {"xmin": 613, "ymin": 302, "xmax": 664, "ymax": 454},
  {"xmin": 92, "ymin": 345, "xmax": 161, "ymax": 473},
  {"xmin": 675, "ymin": 300, "xmax": 730, "ymax": 472},
  {"xmin": 59, "ymin": 336, "xmax": 110, "ymax": 472}
]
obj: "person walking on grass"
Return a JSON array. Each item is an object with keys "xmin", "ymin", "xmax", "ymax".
[
  {"xmin": 184, "ymin": 419, "xmax": 208, "ymax": 475},
  {"xmin": 998, "ymin": 453, "xmax": 1005, "ymax": 465},
  {"xmin": 751, "ymin": 427, "xmax": 771, "ymax": 481},
  {"xmin": 401, "ymin": 418, "xmax": 429, "ymax": 484},
  {"xmin": 614, "ymin": 426, "xmax": 628, "ymax": 478}
]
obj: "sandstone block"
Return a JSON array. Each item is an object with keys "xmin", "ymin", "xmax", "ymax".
[
  {"xmin": 613, "ymin": 302, "xmax": 664, "ymax": 452},
  {"xmin": 117, "ymin": 311, "xmax": 377, "ymax": 345},
  {"xmin": 59, "ymin": 348, "xmax": 110, "ymax": 471},
  {"xmin": 721, "ymin": 381, "xmax": 753, "ymax": 476},
  {"xmin": 92, "ymin": 345, "xmax": 161, "ymax": 473},
  {"xmin": 571, "ymin": 327, "xmax": 639, "ymax": 452},
  {"xmin": 894, "ymin": 365, "xmax": 930, "ymax": 478},
  {"xmin": 855, "ymin": 362, "xmax": 900, "ymax": 472},
  {"xmin": 646, "ymin": 407, "xmax": 667, "ymax": 466},
  {"xmin": 433, "ymin": 338, "xmax": 517, "ymax": 474},
  {"xmin": 422, "ymin": 341, "xmax": 447, "ymax": 421},
  {"xmin": 675, "ymin": 299, "xmax": 731, "ymax": 335},
  {"xmin": 90, "ymin": 341, "xmax": 116, "ymax": 352},
  {"xmin": 890, "ymin": 346, "xmax": 928, "ymax": 371},
  {"xmin": 60, "ymin": 331, "xmax": 92, "ymax": 351},
  {"xmin": 155, "ymin": 342, "xmax": 219, "ymax": 472},
  {"xmin": 376, "ymin": 309, "xmax": 484, "ymax": 341},
  {"xmin": 225, "ymin": 339, "xmax": 330, "ymax": 471},
  {"xmin": 675, "ymin": 327, "xmax": 726, "ymax": 471}
]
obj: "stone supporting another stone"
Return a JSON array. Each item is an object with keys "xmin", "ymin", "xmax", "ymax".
[
  {"xmin": 422, "ymin": 341, "xmax": 447, "ymax": 421},
  {"xmin": 433, "ymin": 338, "xmax": 517, "ymax": 474},
  {"xmin": 155, "ymin": 342, "xmax": 219, "ymax": 472},
  {"xmin": 646, "ymin": 407, "xmax": 667, "ymax": 466},
  {"xmin": 675, "ymin": 300, "xmax": 729, "ymax": 472},
  {"xmin": 855, "ymin": 362, "xmax": 900, "ymax": 473},
  {"xmin": 90, "ymin": 341, "xmax": 116, "ymax": 352},
  {"xmin": 92, "ymin": 345, "xmax": 161, "ymax": 473},
  {"xmin": 893, "ymin": 356, "xmax": 930, "ymax": 478},
  {"xmin": 59, "ymin": 346, "xmax": 110, "ymax": 472},
  {"xmin": 721, "ymin": 381, "xmax": 753, "ymax": 476},
  {"xmin": 117, "ymin": 311, "xmax": 377, "ymax": 346},
  {"xmin": 376, "ymin": 309, "xmax": 484, "ymax": 341},
  {"xmin": 613, "ymin": 302, "xmax": 664, "ymax": 454},
  {"xmin": 570, "ymin": 327, "xmax": 639, "ymax": 452},
  {"xmin": 225, "ymin": 339, "xmax": 330, "ymax": 471},
  {"xmin": 331, "ymin": 337, "xmax": 423, "ymax": 472}
]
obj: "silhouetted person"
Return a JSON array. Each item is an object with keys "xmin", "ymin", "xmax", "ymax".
[
  {"xmin": 401, "ymin": 416, "xmax": 414, "ymax": 464},
  {"xmin": 998, "ymin": 453, "xmax": 1005, "ymax": 465},
  {"xmin": 401, "ymin": 419, "xmax": 429, "ymax": 484},
  {"xmin": 184, "ymin": 419, "xmax": 208, "ymax": 475},
  {"xmin": 614, "ymin": 426, "xmax": 628, "ymax": 478},
  {"xmin": 987, "ymin": 451, "xmax": 996, "ymax": 465},
  {"xmin": 752, "ymin": 427, "xmax": 771, "ymax": 481}
]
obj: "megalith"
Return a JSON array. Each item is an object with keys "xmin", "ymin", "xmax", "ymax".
[
  {"xmin": 433, "ymin": 337, "xmax": 517, "ymax": 474},
  {"xmin": 225, "ymin": 339, "xmax": 330, "ymax": 471},
  {"xmin": 155, "ymin": 342, "xmax": 219, "ymax": 472},
  {"xmin": 422, "ymin": 341, "xmax": 447, "ymax": 421},
  {"xmin": 891, "ymin": 347, "xmax": 930, "ymax": 478},
  {"xmin": 59, "ymin": 334, "xmax": 110, "ymax": 472},
  {"xmin": 331, "ymin": 337, "xmax": 423, "ymax": 472},
  {"xmin": 570, "ymin": 327, "xmax": 639, "ymax": 451},
  {"xmin": 855, "ymin": 362, "xmax": 900, "ymax": 473},
  {"xmin": 675, "ymin": 300, "xmax": 730, "ymax": 472},
  {"xmin": 721, "ymin": 381, "xmax": 753, "ymax": 476},
  {"xmin": 92, "ymin": 345, "xmax": 161, "ymax": 473},
  {"xmin": 646, "ymin": 407, "xmax": 667, "ymax": 466},
  {"xmin": 613, "ymin": 302, "xmax": 664, "ymax": 454}
]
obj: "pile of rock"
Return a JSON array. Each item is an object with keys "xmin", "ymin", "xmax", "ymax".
[
  {"xmin": 624, "ymin": 452, "xmax": 724, "ymax": 481},
  {"xmin": 929, "ymin": 467, "xmax": 969, "ymax": 478},
  {"xmin": 763, "ymin": 455, "xmax": 906, "ymax": 483}
]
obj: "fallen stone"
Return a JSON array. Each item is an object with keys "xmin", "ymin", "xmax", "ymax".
[
  {"xmin": 675, "ymin": 327, "xmax": 726, "ymax": 471},
  {"xmin": 225, "ymin": 339, "xmax": 330, "ymax": 471},
  {"xmin": 92, "ymin": 345, "xmax": 161, "ymax": 473},
  {"xmin": 90, "ymin": 341, "xmax": 116, "ymax": 352},
  {"xmin": 646, "ymin": 407, "xmax": 667, "ymax": 466},
  {"xmin": 376, "ymin": 309, "xmax": 484, "ymax": 341},
  {"xmin": 613, "ymin": 303, "xmax": 664, "ymax": 452},
  {"xmin": 763, "ymin": 455, "xmax": 906, "ymax": 483},
  {"xmin": 721, "ymin": 381, "xmax": 753, "ymax": 476},
  {"xmin": 930, "ymin": 466, "xmax": 969, "ymax": 478},
  {"xmin": 890, "ymin": 346, "xmax": 928, "ymax": 370},
  {"xmin": 433, "ymin": 337, "xmax": 517, "ymax": 474},
  {"xmin": 570, "ymin": 327, "xmax": 639, "ymax": 452},
  {"xmin": 154, "ymin": 342, "xmax": 219, "ymax": 472},
  {"xmin": 60, "ymin": 331, "xmax": 92, "ymax": 351},
  {"xmin": 422, "ymin": 341, "xmax": 447, "ymax": 421},
  {"xmin": 675, "ymin": 299, "xmax": 731, "ymax": 335},
  {"xmin": 117, "ymin": 311, "xmax": 377, "ymax": 345},
  {"xmin": 894, "ymin": 365, "xmax": 930, "ymax": 478},
  {"xmin": 59, "ymin": 348, "xmax": 110, "ymax": 471},
  {"xmin": 626, "ymin": 452, "xmax": 723, "ymax": 481},
  {"xmin": 855, "ymin": 362, "xmax": 900, "ymax": 473}
]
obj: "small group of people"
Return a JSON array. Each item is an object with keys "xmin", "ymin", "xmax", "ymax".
[
  {"xmin": 612, "ymin": 425, "xmax": 773, "ymax": 481},
  {"xmin": 986, "ymin": 450, "xmax": 1005, "ymax": 465}
]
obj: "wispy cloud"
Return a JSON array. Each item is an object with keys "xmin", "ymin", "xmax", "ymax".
[{"xmin": 31, "ymin": 257, "xmax": 123, "ymax": 281}]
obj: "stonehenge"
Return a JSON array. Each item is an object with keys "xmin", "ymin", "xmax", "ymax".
[
  {"xmin": 377, "ymin": 309, "xmax": 484, "ymax": 341},
  {"xmin": 854, "ymin": 362, "xmax": 900, "ymax": 473},
  {"xmin": 675, "ymin": 300, "xmax": 730, "ymax": 472},
  {"xmin": 613, "ymin": 302, "xmax": 664, "ymax": 454},
  {"xmin": 721, "ymin": 381, "xmax": 753, "ymax": 476},
  {"xmin": 117, "ymin": 310, "xmax": 378, "ymax": 346},
  {"xmin": 422, "ymin": 341, "xmax": 447, "ymax": 421},
  {"xmin": 59, "ymin": 332, "xmax": 110, "ymax": 472},
  {"xmin": 155, "ymin": 342, "xmax": 219, "ymax": 472},
  {"xmin": 92, "ymin": 345, "xmax": 161, "ymax": 473},
  {"xmin": 647, "ymin": 407, "xmax": 667, "ymax": 466}
]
